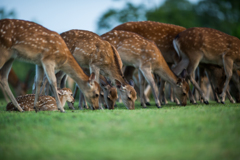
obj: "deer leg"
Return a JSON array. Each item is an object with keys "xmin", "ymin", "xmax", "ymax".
[
  {"xmin": 186, "ymin": 55, "xmax": 208, "ymax": 104},
  {"xmin": 230, "ymin": 70, "xmax": 240, "ymax": 103},
  {"xmin": 144, "ymin": 84, "xmax": 151, "ymax": 106},
  {"xmin": 159, "ymin": 79, "xmax": 167, "ymax": 105},
  {"xmin": 33, "ymin": 65, "xmax": 44, "ymax": 112},
  {"xmin": 0, "ymin": 59, "xmax": 23, "ymax": 112},
  {"xmin": 0, "ymin": 85, "xmax": 10, "ymax": 103},
  {"xmin": 42, "ymin": 63, "xmax": 65, "ymax": 112},
  {"xmin": 140, "ymin": 66, "xmax": 161, "ymax": 108},
  {"xmin": 205, "ymin": 70, "xmax": 220, "ymax": 103},
  {"xmin": 220, "ymin": 58, "xmax": 233, "ymax": 104},
  {"xmin": 226, "ymin": 89, "xmax": 235, "ymax": 103},
  {"xmin": 138, "ymin": 70, "xmax": 147, "ymax": 108},
  {"xmin": 170, "ymin": 86, "xmax": 174, "ymax": 102}
]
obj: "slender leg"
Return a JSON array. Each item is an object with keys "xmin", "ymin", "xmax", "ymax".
[
  {"xmin": 205, "ymin": 69, "xmax": 220, "ymax": 103},
  {"xmin": 0, "ymin": 59, "xmax": 23, "ymax": 111},
  {"xmin": 220, "ymin": 57, "xmax": 233, "ymax": 104},
  {"xmin": 159, "ymin": 79, "xmax": 168, "ymax": 105},
  {"xmin": 42, "ymin": 62, "xmax": 65, "ymax": 112},
  {"xmin": 140, "ymin": 66, "xmax": 161, "ymax": 108},
  {"xmin": 138, "ymin": 70, "xmax": 147, "ymax": 108},
  {"xmin": 0, "ymin": 85, "xmax": 10, "ymax": 103},
  {"xmin": 33, "ymin": 65, "xmax": 44, "ymax": 112}
]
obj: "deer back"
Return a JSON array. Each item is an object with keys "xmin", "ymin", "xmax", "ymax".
[
  {"xmin": 175, "ymin": 27, "xmax": 240, "ymax": 64},
  {"xmin": 112, "ymin": 21, "xmax": 186, "ymax": 63},
  {"xmin": 0, "ymin": 19, "xmax": 70, "ymax": 67}
]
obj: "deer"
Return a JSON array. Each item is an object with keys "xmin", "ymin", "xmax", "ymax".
[
  {"xmin": 54, "ymin": 30, "xmax": 137, "ymax": 110},
  {"xmin": 0, "ymin": 19, "xmax": 100, "ymax": 112},
  {"xmin": 112, "ymin": 21, "xmax": 190, "ymax": 104},
  {"xmin": 101, "ymin": 30, "xmax": 189, "ymax": 107},
  {"xmin": 61, "ymin": 73, "xmax": 118, "ymax": 110},
  {"xmin": 171, "ymin": 27, "xmax": 240, "ymax": 104},
  {"xmin": 6, "ymin": 88, "xmax": 74, "ymax": 111}
]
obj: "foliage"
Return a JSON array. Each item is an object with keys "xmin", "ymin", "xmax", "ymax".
[
  {"xmin": 0, "ymin": 100, "xmax": 240, "ymax": 160},
  {"xmin": 96, "ymin": 0, "xmax": 240, "ymax": 38},
  {"xmin": 97, "ymin": 3, "xmax": 146, "ymax": 34}
]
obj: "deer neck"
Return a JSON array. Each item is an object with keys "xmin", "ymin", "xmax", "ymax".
[
  {"xmin": 60, "ymin": 56, "xmax": 89, "ymax": 89},
  {"xmin": 155, "ymin": 66, "xmax": 178, "ymax": 87}
]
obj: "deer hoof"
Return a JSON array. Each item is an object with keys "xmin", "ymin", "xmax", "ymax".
[
  {"xmin": 221, "ymin": 101, "xmax": 225, "ymax": 104},
  {"xmin": 156, "ymin": 104, "xmax": 162, "ymax": 108},
  {"xmin": 204, "ymin": 101, "xmax": 209, "ymax": 105},
  {"xmin": 145, "ymin": 102, "xmax": 151, "ymax": 106},
  {"xmin": 60, "ymin": 110, "xmax": 66, "ymax": 113}
]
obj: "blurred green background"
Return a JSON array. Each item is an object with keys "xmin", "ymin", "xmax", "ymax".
[{"xmin": 0, "ymin": 0, "xmax": 240, "ymax": 99}]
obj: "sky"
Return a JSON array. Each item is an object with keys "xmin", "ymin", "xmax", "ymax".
[{"xmin": 1, "ymin": 0, "xmax": 199, "ymax": 34}]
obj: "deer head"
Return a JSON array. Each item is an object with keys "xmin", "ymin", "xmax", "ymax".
[
  {"xmin": 173, "ymin": 69, "xmax": 189, "ymax": 106},
  {"xmin": 115, "ymin": 79, "xmax": 137, "ymax": 110}
]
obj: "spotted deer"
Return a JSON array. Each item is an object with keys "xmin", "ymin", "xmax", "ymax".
[
  {"xmin": 172, "ymin": 27, "xmax": 240, "ymax": 104},
  {"xmin": 55, "ymin": 30, "xmax": 136, "ymax": 110},
  {"xmin": 112, "ymin": 21, "xmax": 190, "ymax": 104},
  {"xmin": 0, "ymin": 19, "xmax": 100, "ymax": 112},
  {"xmin": 6, "ymin": 88, "xmax": 74, "ymax": 111},
  {"xmin": 63, "ymin": 73, "xmax": 118, "ymax": 110},
  {"xmin": 101, "ymin": 30, "xmax": 189, "ymax": 107}
]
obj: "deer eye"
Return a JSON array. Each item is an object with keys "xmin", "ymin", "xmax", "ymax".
[
  {"xmin": 95, "ymin": 94, "xmax": 99, "ymax": 98},
  {"xmin": 128, "ymin": 97, "xmax": 131, "ymax": 100},
  {"xmin": 183, "ymin": 92, "xmax": 186, "ymax": 96},
  {"xmin": 107, "ymin": 97, "xmax": 111, "ymax": 100}
]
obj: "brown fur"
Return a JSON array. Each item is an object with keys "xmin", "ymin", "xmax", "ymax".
[
  {"xmin": 172, "ymin": 27, "xmax": 240, "ymax": 103},
  {"xmin": 6, "ymin": 88, "xmax": 74, "ymax": 111},
  {"xmin": 0, "ymin": 19, "xmax": 100, "ymax": 112},
  {"xmin": 60, "ymin": 30, "xmax": 137, "ymax": 109},
  {"xmin": 102, "ymin": 30, "xmax": 189, "ymax": 106}
]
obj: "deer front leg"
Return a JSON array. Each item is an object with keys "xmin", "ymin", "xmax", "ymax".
[
  {"xmin": 138, "ymin": 70, "xmax": 147, "ymax": 108},
  {"xmin": 220, "ymin": 58, "xmax": 233, "ymax": 104},
  {"xmin": 33, "ymin": 65, "xmax": 44, "ymax": 112},
  {"xmin": 205, "ymin": 70, "xmax": 220, "ymax": 103},
  {"xmin": 0, "ymin": 85, "xmax": 10, "ymax": 103},
  {"xmin": 42, "ymin": 63, "xmax": 65, "ymax": 112},
  {"xmin": 0, "ymin": 59, "xmax": 23, "ymax": 112},
  {"xmin": 140, "ymin": 66, "xmax": 161, "ymax": 108},
  {"xmin": 159, "ymin": 79, "xmax": 168, "ymax": 105}
]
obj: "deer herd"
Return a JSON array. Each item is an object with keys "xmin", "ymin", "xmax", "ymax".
[{"xmin": 0, "ymin": 19, "xmax": 240, "ymax": 112}]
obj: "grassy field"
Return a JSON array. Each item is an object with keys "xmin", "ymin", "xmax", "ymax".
[{"xmin": 0, "ymin": 100, "xmax": 240, "ymax": 160}]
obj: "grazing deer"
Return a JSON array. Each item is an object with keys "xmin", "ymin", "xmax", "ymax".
[
  {"xmin": 172, "ymin": 27, "xmax": 240, "ymax": 104},
  {"xmin": 6, "ymin": 88, "xmax": 74, "ymax": 111},
  {"xmin": 56, "ymin": 30, "xmax": 136, "ymax": 110},
  {"xmin": 101, "ymin": 30, "xmax": 189, "ymax": 107},
  {"xmin": 0, "ymin": 19, "xmax": 100, "ymax": 112},
  {"xmin": 112, "ymin": 21, "xmax": 190, "ymax": 104}
]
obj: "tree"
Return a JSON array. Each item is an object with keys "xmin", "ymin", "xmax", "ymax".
[{"xmin": 96, "ymin": 3, "xmax": 146, "ymax": 34}]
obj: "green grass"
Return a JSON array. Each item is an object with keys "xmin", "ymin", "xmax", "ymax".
[{"xmin": 0, "ymin": 100, "xmax": 240, "ymax": 160}]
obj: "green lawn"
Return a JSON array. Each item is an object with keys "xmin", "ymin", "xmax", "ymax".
[{"xmin": 0, "ymin": 100, "xmax": 240, "ymax": 160}]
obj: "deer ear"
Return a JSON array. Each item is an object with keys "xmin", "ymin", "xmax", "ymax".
[
  {"xmin": 57, "ymin": 89, "xmax": 64, "ymax": 95},
  {"xmin": 115, "ymin": 79, "xmax": 126, "ymax": 90},
  {"xmin": 100, "ymin": 78, "xmax": 107, "ymax": 87},
  {"xmin": 176, "ymin": 78, "xmax": 183, "ymax": 87},
  {"xmin": 180, "ymin": 69, "xmax": 188, "ymax": 79},
  {"xmin": 88, "ymin": 72, "xmax": 96, "ymax": 86},
  {"xmin": 128, "ymin": 79, "xmax": 134, "ymax": 87}
]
